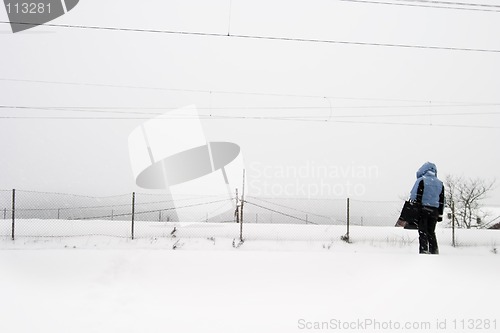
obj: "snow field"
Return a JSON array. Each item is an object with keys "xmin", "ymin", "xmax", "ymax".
[
  {"xmin": 1, "ymin": 219, "xmax": 500, "ymax": 247},
  {"xmin": 1, "ymin": 221, "xmax": 499, "ymax": 333}
]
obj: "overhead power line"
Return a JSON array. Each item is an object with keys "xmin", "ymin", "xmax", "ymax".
[
  {"xmin": 2, "ymin": 104, "xmax": 500, "ymax": 111},
  {"xmin": 0, "ymin": 78, "xmax": 420, "ymax": 103},
  {"xmin": 1, "ymin": 115, "xmax": 498, "ymax": 129},
  {"xmin": 396, "ymin": 0, "xmax": 500, "ymax": 9},
  {"xmin": 1, "ymin": 21, "xmax": 499, "ymax": 53},
  {"xmin": 1, "ymin": 78, "xmax": 497, "ymax": 105},
  {"xmin": 1, "ymin": 104, "xmax": 500, "ymax": 120},
  {"xmin": 339, "ymin": 0, "xmax": 500, "ymax": 12},
  {"xmin": 2, "ymin": 107, "xmax": 500, "ymax": 119}
]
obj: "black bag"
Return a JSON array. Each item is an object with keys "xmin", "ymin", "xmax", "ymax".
[{"xmin": 398, "ymin": 201, "xmax": 421, "ymax": 229}]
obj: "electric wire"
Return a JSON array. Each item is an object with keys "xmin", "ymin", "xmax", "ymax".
[
  {"xmin": 1, "ymin": 77, "xmax": 495, "ymax": 105},
  {"xmin": 338, "ymin": 0, "xmax": 500, "ymax": 12},
  {"xmin": 396, "ymin": 0, "xmax": 500, "ymax": 9},
  {"xmin": 2, "ymin": 104, "xmax": 500, "ymax": 113},
  {"xmin": 1, "ymin": 21, "xmax": 499, "ymax": 53},
  {"xmin": 1, "ymin": 113, "xmax": 498, "ymax": 129}
]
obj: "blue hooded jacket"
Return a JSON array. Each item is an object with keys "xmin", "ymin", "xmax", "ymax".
[{"xmin": 409, "ymin": 162, "xmax": 443, "ymax": 208}]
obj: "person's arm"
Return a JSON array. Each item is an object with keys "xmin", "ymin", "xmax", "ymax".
[
  {"xmin": 416, "ymin": 180, "xmax": 424, "ymax": 205},
  {"xmin": 438, "ymin": 185, "xmax": 445, "ymax": 221}
]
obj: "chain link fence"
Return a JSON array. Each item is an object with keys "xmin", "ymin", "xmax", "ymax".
[{"xmin": 1, "ymin": 189, "xmax": 499, "ymax": 247}]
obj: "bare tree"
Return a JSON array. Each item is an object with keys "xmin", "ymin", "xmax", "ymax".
[{"xmin": 445, "ymin": 175, "xmax": 495, "ymax": 229}]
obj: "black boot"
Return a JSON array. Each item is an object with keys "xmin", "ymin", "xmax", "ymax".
[
  {"xmin": 418, "ymin": 230, "xmax": 429, "ymax": 254},
  {"xmin": 427, "ymin": 216, "xmax": 439, "ymax": 254}
]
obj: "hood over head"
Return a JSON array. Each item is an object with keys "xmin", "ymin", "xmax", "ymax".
[{"xmin": 416, "ymin": 162, "xmax": 437, "ymax": 178}]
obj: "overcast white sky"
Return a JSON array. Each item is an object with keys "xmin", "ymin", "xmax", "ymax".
[{"xmin": 1, "ymin": 0, "xmax": 499, "ymax": 203}]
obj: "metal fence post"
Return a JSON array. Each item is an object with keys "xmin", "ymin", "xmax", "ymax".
[
  {"xmin": 341, "ymin": 197, "xmax": 350, "ymax": 243},
  {"xmin": 11, "ymin": 189, "xmax": 15, "ymax": 240},
  {"xmin": 131, "ymin": 192, "xmax": 135, "ymax": 240},
  {"xmin": 452, "ymin": 201, "xmax": 456, "ymax": 247},
  {"xmin": 240, "ymin": 170, "xmax": 245, "ymax": 242},
  {"xmin": 235, "ymin": 189, "xmax": 239, "ymax": 224},
  {"xmin": 346, "ymin": 197, "xmax": 350, "ymax": 242}
]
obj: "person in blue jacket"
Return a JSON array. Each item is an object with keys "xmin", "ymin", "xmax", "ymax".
[{"xmin": 409, "ymin": 162, "xmax": 445, "ymax": 254}]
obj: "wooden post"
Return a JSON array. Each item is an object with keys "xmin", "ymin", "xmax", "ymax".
[
  {"xmin": 159, "ymin": 210, "xmax": 162, "ymax": 222},
  {"xmin": 131, "ymin": 192, "xmax": 135, "ymax": 240},
  {"xmin": 3, "ymin": 208, "xmax": 6, "ymax": 219},
  {"xmin": 11, "ymin": 189, "xmax": 15, "ymax": 241},
  {"xmin": 57, "ymin": 208, "xmax": 60, "ymax": 220}
]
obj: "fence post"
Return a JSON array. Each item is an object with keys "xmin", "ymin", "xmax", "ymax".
[
  {"xmin": 131, "ymin": 192, "xmax": 135, "ymax": 240},
  {"xmin": 343, "ymin": 197, "xmax": 350, "ymax": 243},
  {"xmin": 347, "ymin": 198, "xmax": 350, "ymax": 240},
  {"xmin": 451, "ymin": 201, "xmax": 456, "ymax": 247},
  {"xmin": 240, "ymin": 170, "xmax": 245, "ymax": 242},
  {"xmin": 235, "ymin": 189, "xmax": 239, "ymax": 224},
  {"xmin": 11, "ymin": 189, "xmax": 15, "ymax": 241},
  {"xmin": 239, "ymin": 205, "xmax": 244, "ymax": 242},
  {"xmin": 3, "ymin": 208, "xmax": 6, "ymax": 219}
]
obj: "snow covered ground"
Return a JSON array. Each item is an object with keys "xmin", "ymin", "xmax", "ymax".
[
  {"xmin": 2, "ymin": 218, "xmax": 500, "ymax": 247},
  {"xmin": 1, "ymin": 221, "xmax": 499, "ymax": 333}
]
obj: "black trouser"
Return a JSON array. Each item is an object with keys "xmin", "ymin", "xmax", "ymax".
[{"xmin": 418, "ymin": 206, "xmax": 439, "ymax": 254}]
